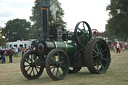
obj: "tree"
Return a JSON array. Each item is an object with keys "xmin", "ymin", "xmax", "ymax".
[
  {"xmin": 0, "ymin": 37, "xmax": 6, "ymax": 46},
  {"xmin": 106, "ymin": 0, "xmax": 128, "ymax": 41},
  {"xmin": 30, "ymin": 0, "xmax": 66, "ymax": 40},
  {"xmin": 2, "ymin": 18, "xmax": 31, "ymax": 41}
]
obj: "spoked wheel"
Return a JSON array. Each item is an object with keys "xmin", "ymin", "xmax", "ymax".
[
  {"xmin": 74, "ymin": 21, "xmax": 92, "ymax": 47},
  {"xmin": 20, "ymin": 50, "xmax": 44, "ymax": 80},
  {"xmin": 46, "ymin": 49, "xmax": 69, "ymax": 81},
  {"xmin": 85, "ymin": 39, "xmax": 111, "ymax": 74},
  {"xmin": 68, "ymin": 67, "xmax": 81, "ymax": 74},
  {"xmin": 92, "ymin": 29, "xmax": 99, "ymax": 36}
]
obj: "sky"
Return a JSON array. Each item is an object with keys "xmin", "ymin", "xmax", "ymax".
[{"xmin": 0, "ymin": 0, "xmax": 110, "ymax": 32}]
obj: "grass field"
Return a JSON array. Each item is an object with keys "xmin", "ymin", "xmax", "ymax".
[{"xmin": 0, "ymin": 50, "xmax": 128, "ymax": 85}]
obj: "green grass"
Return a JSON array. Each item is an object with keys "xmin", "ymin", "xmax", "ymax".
[{"xmin": 0, "ymin": 50, "xmax": 128, "ymax": 85}]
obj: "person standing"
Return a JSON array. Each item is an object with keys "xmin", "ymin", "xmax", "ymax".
[
  {"xmin": 9, "ymin": 48, "xmax": 13, "ymax": 63},
  {"xmin": 116, "ymin": 42, "xmax": 120, "ymax": 53},
  {"xmin": 0, "ymin": 50, "xmax": 5, "ymax": 63},
  {"xmin": 18, "ymin": 47, "xmax": 21, "ymax": 54},
  {"xmin": 21, "ymin": 47, "xmax": 25, "ymax": 57},
  {"xmin": 113, "ymin": 42, "xmax": 117, "ymax": 53},
  {"xmin": 14, "ymin": 46, "xmax": 18, "ymax": 57},
  {"xmin": 122, "ymin": 43, "xmax": 125, "ymax": 52}
]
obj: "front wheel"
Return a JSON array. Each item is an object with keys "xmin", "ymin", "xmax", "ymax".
[
  {"xmin": 20, "ymin": 50, "xmax": 44, "ymax": 80},
  {"xmin": 46, "ymin": 49, "xmax": 69, "ymax": 81}
]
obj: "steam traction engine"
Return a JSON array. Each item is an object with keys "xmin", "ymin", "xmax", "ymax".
[{"xmin": 20, "ymin": 0, "xmax": 111, "ymax": 81}]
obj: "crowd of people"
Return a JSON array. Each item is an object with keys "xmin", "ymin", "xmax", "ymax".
[
  {"xmin": 113, "ymin": 41, "xmax": 125, "ymax": 53},
  {"xmin": 0, "ymin": 46, "xmax": 32, "ymax": 64},
  {"xmin": 0, "ymin": 41, "xmax": 126, "ymax": 63}
]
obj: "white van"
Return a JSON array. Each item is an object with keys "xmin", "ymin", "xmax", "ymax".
[{"xmin": 6, "ymin": 40, "xmax": 32, "ymax": 49}]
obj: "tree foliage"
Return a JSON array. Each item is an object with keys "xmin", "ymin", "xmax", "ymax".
[
  {"xmin": 2, "ymin": 18, "xmax": 31, "ymax": 41},
  {"xmin": 30, "ymin": 0, "xmax": 66, "ymax": 40},
  {"xmin": 106, "ymin": 0, "xmax": 128, "ymax": 41},
  {"xmin": 0, "ymin": 37, "xmax": 6, "ymax": 46}
]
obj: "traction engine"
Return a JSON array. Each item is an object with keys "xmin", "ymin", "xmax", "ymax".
[{"xmin": 20, "ymin": 0, "xmax": 111, "ymax": 81}]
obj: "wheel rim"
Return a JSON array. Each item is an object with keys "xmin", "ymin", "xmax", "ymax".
[
  {"xmin": 74, "ymin": 21, "xmax": 92, "ymax": 47},
  {"xmin": 46, "ymin": 49, "xmax": 69, "ymax": 80},
  {"xmin": 20, "ymin": 51, "xmax": 44, "ymax": 79},
  {"xmin": 92, "ymin": 40, "xmax": 110, "ymax": 73}
]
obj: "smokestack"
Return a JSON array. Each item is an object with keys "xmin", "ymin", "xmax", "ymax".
[
  {"xmin": 41, "ymin": 7, "xmax": 49, "ymax": 40},
  {"xmin": 40, "ymin": 0, "xmax": 50, "ymax": 40},
  {"xmin": 40, "ymin": 0, "xmax": 58, "ymax": 40}
]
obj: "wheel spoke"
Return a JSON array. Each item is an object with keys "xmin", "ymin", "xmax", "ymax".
[
  {"xmin": 51, "ymin": 60, "xmax": 57, "ymax": 65},
  {"xmin": 50, "ymin": 66, "xmax": 55, "ymax": 69},
  {"xmin": 99, "ymin": 42, "xmax": 102, "ymax": 52},
  {"xmin": 35, "ymin": 66, "xmax": 39, "ymax": 73},
  {"xmin": 93, "ymin": 49, "xmax": 98, "ymax": 54},
  {"xmin": 31, "ymin": 54, "xmax": 33, "ymax": 62},
  {"xmin": 57, "ymin": 53, "xmax": 60, "ymax": 61},
  {"xmin": 96, "ymin": 44, "xmax": 99, "ymax": 52},
  {"xmin": 102, "ymin": 58, "xmax": 107, "ymax": 62},
  {"xmin": 60, "ymin": 61, "xmax": 65, "ymax": 70},
  {"xmin": 78, "ymin": 28, "xmax": 85, "ymax": 33},
  {"xmin": 52, "ymin": 67, "xmax": 55, "ymax": 73},
  {"xmin": 25, "ymin": 65, "xmax": 30, "ymax": 67},
  {"xmin": 77, "ymin": 34, "xmax": 85, "ymax": 39},
  {"xmin": 50, "ymin": 57, "xmax": 56, "ymax": 63},
  {"xmin": 92, "ymin": 55, "xmax": 97, "ymax": 58},
  {"xmin": 83, "ymin": 23, "xmax": 86, "ymax": 31},
  {"xmin": 26, "ymin": 66, "xmax": 31, "ymax": 72},
  {"xmin": 96, "ymin": 61, "xmax": 99, "ymax": 70},
  {"xmin": 33, "ymin": 55, "xmax": 38, "ymax": 61},
  {"xmin": 99, "ymin": 61, "xmax": 104, "ymax": 69},
  {"xmin": 27, "ymin": 55, "xmax": 33, "ymax": 63},
  {"xmin": 32, "ymin": 67, "xmax": 35, "ymax": 76},
  {"xmin": 36, "ymin": 66, "xmax": 41, "ymax": 69},
  {"xmin": 57, "ymin": 67, "xmax": 61, "ymax": 76},
  {"xmin": 27, "ymin": 56, "xmax": 31, "ymax": 61},
  {"xmin": 55, "ymin": 68, "xmax": 59, "ymax": 77},
  {"xmin": 102, "ymin": 49, "xmax": 107, "ymax": 53},
  {"xmin": 60, "ymin": 60, "xmax": 64, "ymax": 64},
  {"xmin": 29, "ymin": 68, "xmax": 33, "ymax": 75},
  {"xmin": 25, "ymin": 60, "xmax": 30, "ymax": 64},
  {"xmin": 57, "ymin": 52, "xmax": 60, "ymax": 57},
  {"xmin": 60, "ymin": 64, "xmax": 65, "ymax": 68}
]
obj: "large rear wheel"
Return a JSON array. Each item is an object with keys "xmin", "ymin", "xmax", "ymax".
[{"xmin": 85, "ymin": 39, "xmax": 111, "ymax": 74}]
